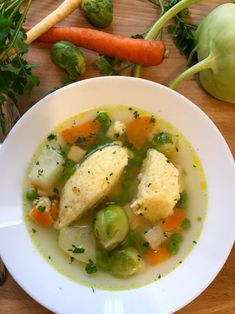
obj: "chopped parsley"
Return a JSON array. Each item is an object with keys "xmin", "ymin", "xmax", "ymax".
[
  {"xmin": 91, "ymin": 286, "xmax": 95, "ymax": 293},
  {"xmin": 32, "ymin": 228, "xmax": 36, "ymax": 233},
  {"xmin": 150, "ymin": 115, "xmax": 156, "ymax": 123},
  {"xmin": 68, "ymin": 244, "xmax": 85, "ymax": 254},
  {"xmin": 153, "ymin": 132, "xmax": 173, "ymax": 145},
  {"xmin": 47, "ymin": 133, "xmax": 57, "ymax": 141},
  {"xmin": 75, "ymin": 133, "xmax": 96, "ymax": 144},
  {"xmin": 143, "ymin": 242, "xmax": 149, "ymax": 248},
  {"xmin": 48, "ymin": 256, "xmax": 51, "ymax": 260},
  {"xmin": 193, "ymin": 240, "xmax": 197, "ymax": 244},
  {"xmin": 37, "ymin": 169, "xmax": 43, "ymax": 177},
  {"xmin": 38, "ymin": 206, "xmax": 46, "ymax": 213},
  {"xmin": 85, "ymin": 259, "xmax": 98, "ymax": 274},
  {"xmin": 133, "ymin": 111, "xmax": 140, "ymax": 119},
  {"xmin": 53, "ymin": 187, "xmax": 59, "ymax": 194},
  {"xmin": 69, "ymin": 257, "xmax": 75, "ymax": 264}
]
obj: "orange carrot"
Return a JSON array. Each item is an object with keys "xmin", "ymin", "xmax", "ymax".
[
  {"xmin": 145, "ymin": 246, "xmax": 171, "ymax": 265},
  {"xmin": 50, "ymin": 200, "xmax": 59, "ymax": 220},
  {"xmin": 25, "ymin": 27, "xmax": 165, "ymax": 66},
  {"xmin": 126, "ymin": 116, "xmax": 155, "ymax": 149},
  {"xmin": 163, "ymin": 208, "xmax": 186, "ymax": 232},
  {"xmin": 31, "ymin": 208, "xmax": 53, "ymax": 227},
  {"xmin": 62, "ymin": 120, "xmax": 100, "ymax": 145}
]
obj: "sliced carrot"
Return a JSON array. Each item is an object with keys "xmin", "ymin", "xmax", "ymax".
[
  {"xmin": 145, "ymin": 246, "xmax": 171, "ymax": 265},
  {"xmin": 163, "ymin": 208, "xmax": 186, "ymax": 232},
  {"xmin": 31, "ymin": 208, "xmax": 53, "ymax": 227},
  {"xmin": 126, "ymin": 116, "xmax": 155, "ymax": 150},
  {"xmin": 50, "ymin": 200, "xmax": 59, "ymax": 220},
  {"xmin": 62, "ymin": 120, "xmax": 100, "ymax": 145}
]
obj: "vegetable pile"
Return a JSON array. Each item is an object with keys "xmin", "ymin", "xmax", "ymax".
[
  {"xmin": 0, "ymin": 0, "xmax": 39, "ymax": 139},
  {"xmin": 1, "ymin": 0, "xmax": 235, "ymax": 138}
]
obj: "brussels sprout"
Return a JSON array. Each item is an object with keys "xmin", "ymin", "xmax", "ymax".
[
  {"xmin": 111, "ymin": 247, "xmax": 144, "ymax": 278},
  {"xmin": 152, "ymin": 132, "xmax": 176, "ymax": 156},
  {"xmin": 51, "ymin": 41, "xmax": 86, "ymax": 80},
  {"xmin": 80, "ymin": 0, "xmax": 113, "ymax": 28},
  {"xmin": 94, "ymin": 205, "xmax": 129, "ymax": 251}
]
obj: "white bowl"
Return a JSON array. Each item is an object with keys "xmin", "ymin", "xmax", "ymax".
[{"xmin": 0, "ymin": 77, "xmax": 234, "ymax": 314}]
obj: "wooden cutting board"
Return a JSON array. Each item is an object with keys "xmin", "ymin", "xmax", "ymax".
[{"xmin": 0, "ymin": 1, "xmax": 234, "ymax": 313}]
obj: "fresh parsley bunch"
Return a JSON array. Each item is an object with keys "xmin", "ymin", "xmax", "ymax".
[{"xmin": 0, "ymin": 0, "xmax": 39, "ymax": 138}]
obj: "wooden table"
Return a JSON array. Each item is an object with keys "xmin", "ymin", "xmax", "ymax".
[{"xmin": 0, "ymin": 0, "xmax": 234, "ymax": 313}]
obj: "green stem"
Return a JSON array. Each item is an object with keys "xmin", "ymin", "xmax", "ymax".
[
  {"xmin": 169, "ymin": 54, "xmax": 215, "ymax": 89},
  {"xmin": 146, "ymin": 0, "xmax": 199, "ymax": 40},
  {"xmin": 8, "ymin": 0, "xmax": 25, "ymax": 21},
  {"xmin": 133, "ymin": 0, "xmax": 199, "ymax": 77},
  {"xmin": 4, "ymin": 0, "xmax": 32, "ymax": 58}
]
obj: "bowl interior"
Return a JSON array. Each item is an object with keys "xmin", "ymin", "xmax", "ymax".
[{"xmin": 0, "ymin": 77, "xmax": 234, "ymax": 314}]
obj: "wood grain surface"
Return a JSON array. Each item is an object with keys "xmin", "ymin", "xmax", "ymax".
[{"xmin": 0, "ymin": 0, "xmax": 234, "ymax": 313}]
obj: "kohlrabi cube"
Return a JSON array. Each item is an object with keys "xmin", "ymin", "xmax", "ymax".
[{"xmin": 29, "ymin": 146, "xmax": 64, "ymax": 192}]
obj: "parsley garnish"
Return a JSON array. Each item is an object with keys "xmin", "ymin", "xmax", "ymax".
[
  {"xmin": 85, "ymin": 259, "xmax": 98, "ymax": 274},
  {"xmin": 68, "ymin": 244, "xmax": 85, "ymax": 254},
  {"xmin": 150, "ymin": 115, "xmax": 156, "ymax": 123},
  {"xmin": 37, "ymin": 169, "xmax": 43, "ymax": 177},
  {"xmin": 75, "ymin": 133, "xmax": 96, "ymax": 144},
  {"xmin": 143, "ymin": 242, "xmax": 149, "ymax": 248},
  {"xmin": 47, "ymin": 133, "xmax": 57, "ymax": 141},
  {"xmin": 133, "ymin": 111, "xmax": 140, "ymax": 119},
  {"xmin": 69, "ymin": 257, "xmax": 74, "ymax": 264},
  {"xmin": 53, "ymin": 187, "xmax": 59, "ymax": 194},
  {"xmin": 38, "ymin": 206, "xmax": 46, "ymax": 212}
]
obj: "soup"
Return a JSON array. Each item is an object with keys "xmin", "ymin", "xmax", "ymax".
[{"xmin": 23, "ymin": 106, "xmax": 207, "ymax": 290}]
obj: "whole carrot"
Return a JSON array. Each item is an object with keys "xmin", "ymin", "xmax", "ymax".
[{"xmin": 27, "ymin": 27, "xmax": 165, "ymax": 66}]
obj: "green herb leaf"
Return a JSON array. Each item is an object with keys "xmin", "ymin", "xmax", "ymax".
[
  {"xmin": 68, "ymin": 244, "xmax": 85, "ymax": 254},
  {"xmin": 85, "ymin": 259, "xmax": 98, "ymax": 274},
  {"xmin": 0, "ymin": 0, "xmax": 39, "ymax": 137},
  {"xmin": 47, "ymin": 133, "xmax": 57, "ymax": 141},
  {"xmin": 38, "ymin": 206, "xmax": 46, "ymax": 213}
]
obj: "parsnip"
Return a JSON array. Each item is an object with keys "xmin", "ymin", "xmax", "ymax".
[{"xmin": 26, "ymin": 0, "xmax": 82, "ymax": 44}]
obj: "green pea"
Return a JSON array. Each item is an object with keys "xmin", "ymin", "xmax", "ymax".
[
  {"xmin": 171, "ymin": 232, "xmax": 184, "ymax": 244},
  {"xmin": 167, "ymin": 241, "xmax": 179, "ymax": 255},
  {"xmin": 95, "ymin": 111, "xmax": 111, "ymax": 131},
  {"xmin": 181, "ymin": 218, "xmax": 191, "ymax": 230},
  {"xmin": 26, "ymin": 187, "xmax": 37, "ymax": 200}
]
